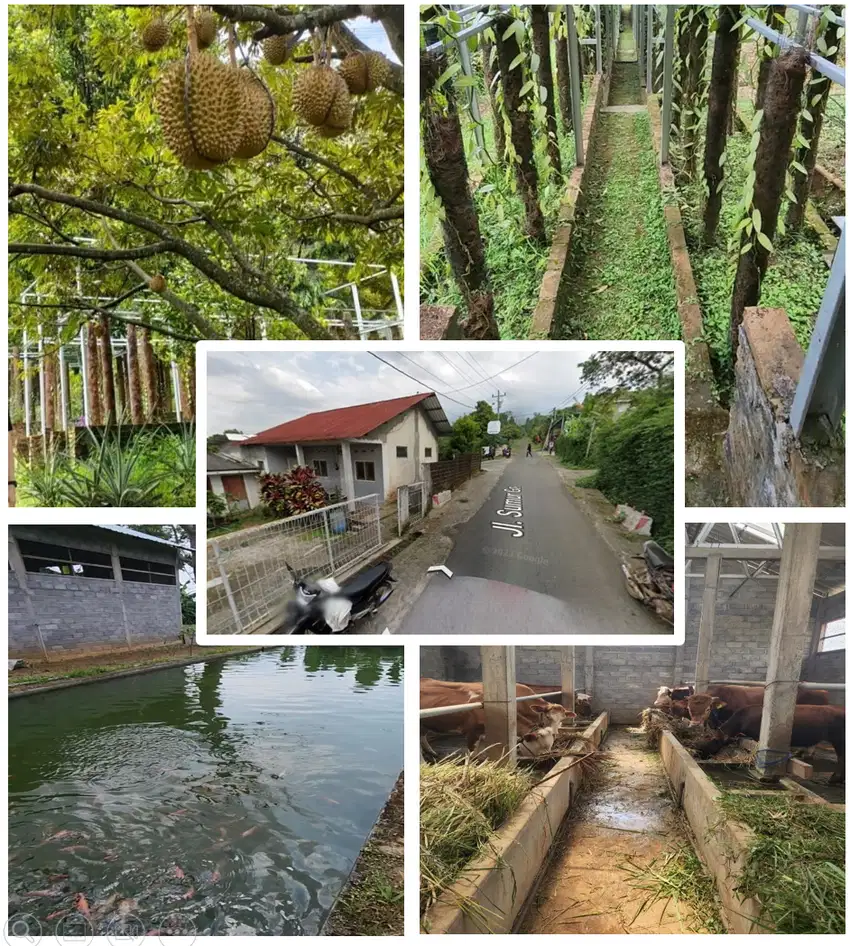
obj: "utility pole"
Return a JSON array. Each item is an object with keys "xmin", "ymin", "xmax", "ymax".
[{"xmin": 491, "ymin": 390, "xmax": 507, "ymax": 418}]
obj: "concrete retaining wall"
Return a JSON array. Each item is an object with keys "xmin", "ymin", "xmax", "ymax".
[
  {"xmin": 725, "ymin": 306, "xmax": 844, "ymax": 507},
  {"xmin": 530, "ymin": 72, "xmax": 609, "ymax": 338},
  {"xmin": 658, "ymin": 731, "xmax": 763, "ymax": 933},
  {"xmin": 422, "ymin": 712, "xmax": 609, "ymax": 934}
]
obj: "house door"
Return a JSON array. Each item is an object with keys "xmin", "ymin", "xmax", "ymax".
[{"xmin": 221, "ymin": 475, "xmax": 248, "ymax": 509}]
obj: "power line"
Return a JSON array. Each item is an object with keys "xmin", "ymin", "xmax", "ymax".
[
  {"xmin": 369, "ymin": 353, "xmax": 477, "ymax": 410},
  {"xmin": 393, "ymin": 352, "xmax": 450, "ymax": 388},
  {"xmin": 459, "ymin": 352, "xmax": 497, "ymax": 393},
  {"xmin": 447, "ymin": 352, "xmax": 539, "ymax": 392}
]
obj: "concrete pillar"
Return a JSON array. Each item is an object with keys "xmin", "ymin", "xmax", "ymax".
[
  {"xmin": 694, "ymin": 552, "xmax": 722, "ymax": 691},
  {"xmin": 340, "ymin": 441, "xmax": 355, "ymax": 501},
  {"xmin": 481, "ymin": 645, "xmax": 517, "ymax": 766},
  {"xmin": 111, "ymin": 545, "xmax": 133, "ymax": 650},
  {"xmin": 584, "ymin": 646, "xmax": 594, "ymax": 695},
  {"xmin": 295, "ymin": 443, "xmax": 305, "ymax": 467},
  {"xmin": 8, "ymin": 535, "xmax": 48, "ymax": 660},
  {"xmin": 560, "ymin": 647, "xmax": 575, "ymax": 714},
  {"xmin": 756, "ymin": 523, "xmax": 822, "ymax": 781}
]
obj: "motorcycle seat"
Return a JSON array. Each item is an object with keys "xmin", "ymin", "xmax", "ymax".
[
  {"xmin": 340, "ymin": 562, "xmax": 391, "ymax": 597},
  {"xmin": 643, "ymin": 540, "xmax": 673, "ymax": 569}
]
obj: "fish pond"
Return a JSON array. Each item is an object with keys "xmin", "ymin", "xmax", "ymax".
[{"xmin": 8, "ymin": 646, "xmax": 403, "ymax": 936}]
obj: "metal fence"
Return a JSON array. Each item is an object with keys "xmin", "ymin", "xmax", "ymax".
[
  {"xmin": 397, "ymin": 481, "xmax": 427, "ymax": 536},
  {"xmin": 207, "ymin": 494, "xmax": 382, "ymax": 635}
]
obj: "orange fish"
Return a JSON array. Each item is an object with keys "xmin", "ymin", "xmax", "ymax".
[
  {"xmin": 240, "ymin": 826, "xmax": 258, "ymax": 838},
  {"xmin": 74, "ymin": 893, "xmax": 91, "ymax": 919},
  {"xmin": 45, "ymin": 910, "xmax": 67, "ymax": 921},
  {"xmin": 182, "ymin": 887, "xmax": 195, "ymax": 900},
  {"xmin": 172, "ymin": 864, "xmax": 185, "ymax": 879}
]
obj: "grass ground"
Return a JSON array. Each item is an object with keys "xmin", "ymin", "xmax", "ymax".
[
  {"xmin": 7, "ymin": 639, "xmax": 248, "ymax": 691},
  {"xmin": 326, "ymin": 774, "xmax": 404, "ymax": 936}
]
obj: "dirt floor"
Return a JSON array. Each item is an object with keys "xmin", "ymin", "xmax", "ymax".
[
  {"xmin": 8, "ymin": 642, "xmax": 243, "ymax": 692},
  {"xmin": 520, "ymin": 728, "xmax": 713, "ymax": 934},
  {"xmin": 324, "ymin": 774, "xmax": 404, "ymax": 936}
]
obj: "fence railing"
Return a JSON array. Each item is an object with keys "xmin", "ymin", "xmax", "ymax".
[
  {"xmin": 419, "ymin": 690, "xmax": 564, "ymax": 718},
  {"xmin": 430, "ymin": 453, "xmax": 482, "ymax": 494},
  {"xmin": 207, "ymin": 494, "xmax": 382, "ymax": 634},
  {"xmin": 397, "ymin": 481, "xmax": 427, "ymax": 536}
]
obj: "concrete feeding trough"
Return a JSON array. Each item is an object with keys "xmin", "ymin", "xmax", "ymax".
[{"xmin": 422, "ymin": 712, "xmax": 609, "ymax": 934}]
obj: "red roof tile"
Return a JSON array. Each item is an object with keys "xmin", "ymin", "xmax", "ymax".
[{"xmin": 242, "ymin": 393, "xmax": 435, "ymax": 445}]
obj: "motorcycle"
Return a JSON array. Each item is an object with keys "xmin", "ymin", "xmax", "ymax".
[
  {"xmin": 622, "ymin": 540, "xmax": 674, "ymax": 624},
  {"xmin": 277, "ymin": 561, "xmax": 395, "ymax": 634},
  {"xmin": 502, "ymin": 446, "xmax": 511, "ymax": 458}
]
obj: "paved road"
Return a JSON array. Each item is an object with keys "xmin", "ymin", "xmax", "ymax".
[{"xmin": 397, "ymin": 453, "xmax": 667, "ymax": 635}]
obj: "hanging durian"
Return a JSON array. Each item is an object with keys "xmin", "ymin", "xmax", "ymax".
[
  {"xmin": 338, "ymin": 50, "xmax": 390, "ymax": 95},
  {"xmin": 196, "ymin": 11, "xmax": 218, "ymax": 50},
  {"xmin": 233, "ymin": 70, "xmax": 276, "ymax": 158},
  {"xmin": 293, "ymin": 64, "xmax": 352, "ymax": 135},
  {"xmin": 263, "ymin": 34, "xmax": 291, "ymax": 65},
  {"xmin": 141, "ymin": 17, "xmax": 170, "ymax": 52}
]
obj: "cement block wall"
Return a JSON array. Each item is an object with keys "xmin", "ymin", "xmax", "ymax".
[
  {"xmin": 422, "ymin": 578, "xmax": 845, "ymax": 721},
  {"xmin": 9, "ymin": 525, "xmax": 182, "ymax": 659}
]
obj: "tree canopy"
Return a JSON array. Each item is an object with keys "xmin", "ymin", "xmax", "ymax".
[{"xmin": 9, "ymin": 4, "xmax": 404, "ymax": 353}]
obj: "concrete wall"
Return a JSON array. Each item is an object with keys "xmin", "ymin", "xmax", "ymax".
[
  {"xmin": 302, "ymin": 444, "xmax": 343, "ymax": 496},
  {"xmin": 9, "ymin": 526, "xmax": 182, "ymax": 659},
  {"xmin": 371, "ymin": 407, "xmax": 439, "ymax": 496},
  {"xmin": 207, "ymin": 471, "xmax": 261, "ymax": 509},
  {"xmin": 350, "ymin": 443, "xmax": 384, "ymax": 499}
]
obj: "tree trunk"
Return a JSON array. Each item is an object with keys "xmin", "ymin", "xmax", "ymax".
[
  {"xmin": 754, "ymin": 5, "xmax": 786, "ymax": 113},
  {"xmin": 493, "ymin": 14, "xmax": 546, "ymax": 242},
  {"xmin": 672, "ymin": 11, "xmax": 689, "ymax": 124},
  {"xmin": 188, "ymin": 358, "xmax": 197, "ymax": 420},
  {"xmin": 480, "ymin": 38, "xmax": 506, "ymax": 164},
  {"xmin": 530, "ymin": 6, "xmax": 561, "ymax": 175},
  {"xmin": 10, "ymin": 347, "xmax": 23, "ymax": 425},
  {"xmin": 85, "ymin": 322, "xmax": 102, "ymax": 426},
  {"xmin": 680, "ymin": 7, "xmax": 709, "ymax": 178},
  {"xmin": 703, "ymin": 6, "xmax": 742, "ymax": 245},
  {"xmin": 141, "ymin": 328, "xmax": 161, "ymax": 421},
  {"xmin": 787, "ymin": 6, "xmax": 842, "ymax": 230},
  {"xmin": 727, "ymin": 38, "xmax": 741, "ymax": 135},
  {"xmin": 730, "ymin": 47, "xmax": 808, "ymax": 361},
  {"xmin": 115, "ymin": 350, "xmax": 127, "ymax": 418},
  {"xmin": 421, "ymin": 49, "xmax": 498, "ymax": 339},
  {"xmin": 554, "ymin": 33, "xmax": 573, "ymax": 132},
  {"xmin": 98, "ymin": 315, "xmax": 116, "ymax": 423},
  {"xmin": 43, "ymin": 350, "xmax": 55, "ymax": 431},
  {"xmin": 126, "ymin": 324, "xmax": 145, "ymax": 425}
]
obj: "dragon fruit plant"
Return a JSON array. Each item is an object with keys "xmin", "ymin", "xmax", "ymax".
[{"xmin": 260, "ymin": 466, "xmax": 329, "ymax": 518}]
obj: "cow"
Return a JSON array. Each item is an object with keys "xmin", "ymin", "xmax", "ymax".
[
  {"xmin": 654, "ymin": 685, "xmax": 694, "ymax": 707},
  {"xmin": 695, "ymin": 704, "xmax": 845, "ymax": 784},
  {"xmin": 420, "ymin": 679, "xmax": 573, "ymax": 759},
  {"xmin": 517, "ymin": 725, "xmax": 556, "ymax": 759},
  {"xmin": 687, "ymin": 685, "xmax": 831, "ymax": 727},
  {"xmin": 575, "ymin": 692, "xmax": 593, "ymax": 718}
]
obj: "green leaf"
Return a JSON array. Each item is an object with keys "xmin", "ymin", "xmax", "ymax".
[
  {"xmin": 801, "ymin": 109, "xmax": 813, "ymax": 122},
  {"xmin": 509, "ymin": 52, "xmax": 526, "ymax": 71},
  {"xmin": 752, "ymin": 109, "xmax": 764, "ymax": 131},
  {"xmin": 435, "ymin": 62, "xmax": 462, "ymax": 89},
  {"xmin": 502, "ymin": 20, "xmax": 519, "ymax": 41},
  {"xmin": 530, "ymin": 53, "xmax": 540, "ymax": 74},
  {"xmin": 751, "ymin": 208, "xmax": 762, "ymax": 233},
  {"xmin": 791, "ymin": 161, "xmax": 808, "ymax": 176},
  {"xmin": 519, "ymin": 79, "xmax": 534, "ymax": 97},
  {"xmin": 539, "ymin": 84, "xmax": 548, "ymax": 104},
  {"xmin": 757, "ymin": 231, "xmax": 773, "ymax": 252},
  {"xmin": 719, "ymin": 150, "xmax": 727, "ymax": 167},
  {"xmin": 740, "ymin": 242, "xmax": 753, "ymax": 255}
]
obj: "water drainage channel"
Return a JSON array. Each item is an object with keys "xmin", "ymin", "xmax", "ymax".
[
  {"xmin": 553, "ymin": 13, "xmax": 678, "ymax": 341},
  {"xmin": 519, "ymin": 728, "xmax": 707, "ymax": 934}
]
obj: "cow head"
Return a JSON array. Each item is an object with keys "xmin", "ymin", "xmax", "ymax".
[
  {"xmin": 687, "ymin": 693, "xmax": 725, "ymax": 727},
  {"xmin": 518, "ymin": 725, "xmax": 556, "ymax": 758},
  {"xmin": 543, "ymin": 704, "xmax": 576, "ymax": 729},
  {"xmin": 653, "ymin": 686, "xmax": 673, "ymax": 707}
]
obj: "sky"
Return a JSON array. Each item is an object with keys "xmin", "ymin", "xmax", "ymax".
[
  {"xmin": 350, "ymin": 17, "xmax": 399, "ymax": 63},
  {"xmin": 206, "ymin": 350, "xmax": 601, "ymax": 435}
]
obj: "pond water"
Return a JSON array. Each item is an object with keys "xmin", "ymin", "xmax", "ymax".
[{"xmin": 8, "ymin": 646, "xmax": 403, "ymax": 936}]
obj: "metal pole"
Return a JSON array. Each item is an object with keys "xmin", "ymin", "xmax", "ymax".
[
  {"xmin": 23, "ymin": 329, "xmax": 31, "ymax": 437},
  {"xmin": 389, "ymin": 270, "xmax": 404, "ymax": 336},
  {"xmin": 351, "ymin": 283, "xmax": 366, "ymax": 341},
  {"xmin": 323, "ymin": 509, "xmax": 335, "ymax": 572},
  {"xmin": 660, "ymin": 5, "xmax": 675, "ymax": 164},
  {"xmin": 794, "ymin": 9, "xmax": 810, "ymax": 42},
  {"xmin": 58, "ymin": 341, "xmax": 68, "ymax": 431},
  {"xmin": 37, "ymin": 327, "xmax": 46, "ymax": 437},
  {"xmin": 213, "ymin": 541, "xmax": 244, "ymax": 633},
  {"xmin": 457, "ymin": 36, "xmax": 486, "ymax": 159},
  {"xmin": 646, "ymin": 4, "xmax": 653, "ymax": 94},
  {"xmin": 595, "ymin": 4, "xmax": 602, "ymax": 73},
  {"xmin": 171, "ymin": 360, "xmax": 182, "ymax": 422},
  {"xmin": 789, "ymin": 222, "xmax": 845, "ymax": 439},
  {"xmin": 566, "ymin": 5, "xmax": 585, "ymax": 166},
  {"xmin": 79, "ymin": 326, "xmax": 90, "ymax": 427}
]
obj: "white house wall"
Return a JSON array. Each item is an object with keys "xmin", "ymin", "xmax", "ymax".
[
  {"xmin": 350, "ymin": 443, "xmax": 384, "ymax": 499},
  {"xmin": 371, "ymin": 407, "xmax": 439, "ymax": 496},
  {"xmin": 303, "ymin": 444, "xmax": 343, "ymax": 498}
]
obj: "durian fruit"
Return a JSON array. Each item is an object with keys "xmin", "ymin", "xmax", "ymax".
[
  {"xmin": 263, "ymin": 34, "xmax": 291, "ymax": 65},
  {"xmin": 142, "ymin": 17, "xmax": 170, "ymax": 52},
  {"xmin": 293, "ymin": 64, "xmax": 352, "ymax": 134},
  {"xmin": 156, "ymin": 54, "xmax": 244, "ymax": 169},
  {"xmin": 196, "ymin": 11, "xmax": 217, "ymax": 50},
  {"xmin": 338, "ymin": 50, "xmax": 390, "ymax": 95},
  {"xmin": 149, "ymin": 273, "xmax": 167, "ymax": 293},
  {"xmin": 233, "ymin": 70, "xmax": 276, "ymax": 159}
]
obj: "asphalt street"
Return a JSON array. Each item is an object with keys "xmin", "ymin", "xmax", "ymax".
[{"xmin": 397, "ymin": 453, "xmax": 668, "ymax": 635}]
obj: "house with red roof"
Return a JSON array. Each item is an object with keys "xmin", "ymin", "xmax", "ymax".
[{"xmin": 232, "ymin": 393, "xmax": 452, "ymax": 502}]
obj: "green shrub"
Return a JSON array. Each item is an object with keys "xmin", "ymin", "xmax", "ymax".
[{"xmin": 593, "ymin": 390, "xmax": 674, "ymax": 551}]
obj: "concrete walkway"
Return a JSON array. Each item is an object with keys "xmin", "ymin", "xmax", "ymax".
[{"xmin": 521, "ymin": 728, "xmax": 706, "ymax": 934}]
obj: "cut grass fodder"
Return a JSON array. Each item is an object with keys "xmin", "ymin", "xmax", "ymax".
[
  {"xmin": 719, "ymin": 792, "xmax": 845, "ymax": 934},
  {"xmin": 420, "ymin": 757, "xmax": 531, "ymax": 917}
]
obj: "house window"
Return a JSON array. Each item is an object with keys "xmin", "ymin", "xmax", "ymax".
[
  {"xmin": 18, "ymin": 539, "xmax": 114, "ymax": 580},
  {"xmin": 396, "ymin": 446, "xmax": 408, "ymax": 458},
  {"xmin": 120, "ymin": 556, "xmax": 177, "ymax": 586},
  {"xmin": 425, "ymin": 447, "xmax": 433, "ymax": 458},
  {"xmin": 313, "ymin": 460, "xmax": 329, "ymax": 477},
  {"xmin": 818, "ymin": 617, "xmax": 845, "ymax": 652},
  {"xmin": 355, "ymin": 461, "xmax": 376, "ymax": 481}
]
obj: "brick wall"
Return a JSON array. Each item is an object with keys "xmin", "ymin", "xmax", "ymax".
[{"xmin": 9, "ymin": 526, "xmax": 182, "ymax": 659}]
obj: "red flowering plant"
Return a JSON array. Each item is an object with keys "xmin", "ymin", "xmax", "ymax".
[{"xmin": 260, "ymin": 466, "xmax": 329, "ymax": 518}]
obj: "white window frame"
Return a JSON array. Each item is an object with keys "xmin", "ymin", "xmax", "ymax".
[{"xmin": 355, "ymin": 460, "xmax": 376, "ymax": 482}]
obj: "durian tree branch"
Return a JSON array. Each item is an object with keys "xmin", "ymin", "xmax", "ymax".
[
  {"xmin": 326, "ymin": 205, "xmax": 403, "ymax": 228},
  {"xmin": 8, "ymin": 241, "xmax": 177, "ymax": 261},
  {"xmin": 271, "ymin": 135, "xmax": 377, "ymax": 198},
  {"xmin": 10, "ymin": 183, "xmax": 331, "ymax": 339}
]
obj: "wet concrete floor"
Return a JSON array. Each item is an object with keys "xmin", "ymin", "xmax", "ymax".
[{"xmin": 520, "ymin": 728, "xmax": 702, "ymax": 934}]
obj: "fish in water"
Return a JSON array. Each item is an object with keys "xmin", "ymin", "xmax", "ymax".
[
  {"xmin": 48, "ymin": 874, "xmax": 70, "ymax": 882},
  {"xmin": 103, "ymin": 850, "xmax": 119, "ymax": 862},
  {"xmin": 40, "ymin": 829, "xmax": 81, "ymax": 845},
  {"xmin": 182, "ymin": 887, "xmax": 195, "ymax": 900},
  {"xmin": 59, "ymin": 845, "xmax": 90, "ymax": 854},
  {"xmin": 118, "ymin": 898, "xmax": 138, "ymax": 915},
  {"xmin": 74, "ymin": 893, "xmax": 92, "ymax": 919},
  {"xmin": 172, "ymin": 864, "xmax": 185, "ymax": 879},
  {"xmin": 24, "ymin": 886, "xmax": 68, "ymax": 897},
  {"xmin": 240, "ymin": 826, "xmax": 258, "ymax": 838},
  {"xmin": 168, "ymin": 809, "xmax": 189, "ymax": 817},
  {"xmin": 45, "ymin": 910, "xmax": 68, "ymax": 921}
]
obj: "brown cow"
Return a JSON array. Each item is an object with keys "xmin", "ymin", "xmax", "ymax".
[
  {"xmin": 695, "ymin": 704, "xmax": 845, "ymax": 784},
  {"xmin": 688, "ymin": 685, "xmax": 830, "ymax": 727},
  {"xmin": 420, "ymin": 679, "xmax": 571, "ymax": 759}
]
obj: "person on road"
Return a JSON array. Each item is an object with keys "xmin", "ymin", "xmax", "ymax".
[{"xmin": 526, "ymin": 442, "xmax": 532, "ymax": 458}]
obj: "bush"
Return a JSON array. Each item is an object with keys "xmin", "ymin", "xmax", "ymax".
[
  {"xmin": 207, "ymin": 490, "xmax": 228, "ymax": 523},
  {"xmin": 593, "ymin": 390, "xmax": 674, "ymax": 551},
  {"xmin": 260, "ymin": 466, "xmax": 329, "ymax": 518}
]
